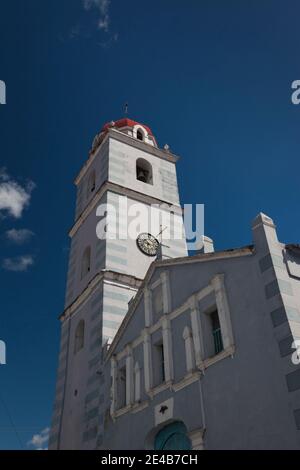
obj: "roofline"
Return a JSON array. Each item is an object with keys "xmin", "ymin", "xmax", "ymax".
[
  {"xmin": 105, "ymin": 245, "xmax": 255, "ymax": 360},
  {"xmin": 101, "ymin": 118, "xmax": 155, "ymax": 138}
]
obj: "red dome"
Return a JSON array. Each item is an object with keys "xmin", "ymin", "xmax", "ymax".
[{"xmin": 101, "ymin": 118, "xmax": 154, "ymax": 137}]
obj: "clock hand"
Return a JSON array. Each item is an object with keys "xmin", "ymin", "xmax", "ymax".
[{"xmin": 155, "ymin": 226, "xmax": 167, "ymax": 238}]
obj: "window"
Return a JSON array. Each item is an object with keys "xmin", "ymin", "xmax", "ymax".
[
  {"xmin": 137, "ymin": 129, "xmax": 144, "ymax": 141},
  {"xmin": 211, "ymin": 310, "xmax": 223, "ymax": 355},
  {"xmin": 158, "ymin": 344, "xmax": 165, "ymax": 383},
  {"xmin": 74, "ymin": 320, "xmax": 85, "ymax": 354},
  {"xmin": 136, "ymin": 158, "xmax": 153, "ymax": 185},
  {"xmin": 153, "ymin": 342, "xmax": 165, "ymax": 386},
  {"xmin": 81, "ymin": 246, "xmax": 91, "ymax": 279},
  {"xmin": 117, "ymin": 366, "xmax": 126, "ymax": 409},
  {"xmin": 87, "ymin": 170, "xmax": 96, "ymax": 197}
]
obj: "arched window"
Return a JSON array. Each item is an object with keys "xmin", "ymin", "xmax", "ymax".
[
  {"xmin": 81, "ymin": 246, "xmax": 91, "ymax": 279},
  {"xmin": 136, "ymin": 158, "xmax": 153, "ymax": 185},
  {"xmin": 137, "ymin": 129, "xmax": 144, "ymax": 141},
  {"xmin": 87, "ymin": 170, "xmax": 96, "ymax": 197},
  {"xmin": 74, "ymin": 320, "xmax": 85, "ymax": 354}
]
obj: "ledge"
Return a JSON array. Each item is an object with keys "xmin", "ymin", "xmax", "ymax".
[
  {"xmin": 172, "ymin": 371, "xmax": 201, "ymax": 392},
  {"xmin": 201, "ymin": 345, "xmax": 235, "ymax": 370},
  {"xmin": 131, "ymin": 400, "xmax": 149, "ymax": 414},
  {"xmin": 147, "ymin": 380, "xmax": 173, "ymax": 399},
  {"xmin": 113, "ymin": 404, "xmax": 131, "ymax": 419},
  {"xmin": 112, "ymin": 399, "xmax": 149, "ymax": 420}
]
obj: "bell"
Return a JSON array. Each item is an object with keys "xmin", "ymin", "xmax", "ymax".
[{"xmin": 137, "ymin": 169, "xmax": 147, "ymax": 183}]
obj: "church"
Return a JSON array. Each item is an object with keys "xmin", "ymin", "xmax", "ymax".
[{"xmin": 49, "ymin": 118, "xmax": 300, "ymax": 450}]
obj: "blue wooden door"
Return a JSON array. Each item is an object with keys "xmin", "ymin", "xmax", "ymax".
[{"xmin": 154, "ymin": 422, "xmax": 191, "ymax": 450}]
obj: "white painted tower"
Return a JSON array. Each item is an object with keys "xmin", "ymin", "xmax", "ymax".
[{"xmin": 49, "ymin": 118, "xmax": 187, "ymax": 449}]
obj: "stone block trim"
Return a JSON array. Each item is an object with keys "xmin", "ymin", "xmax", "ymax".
[
  {"xmin": 278, "ymin": 335, "xmax": 294, "ymax": 358},
  {"xmin": 257, "ymin": 231, "xmax": 300, "ymax": 433},
  {"xmin": 265, "ymin": 279, "xmax": 293, "ymax": 300},
  {"xmin": 294, "ymin": 409, "xmax": 300, "ymax": 430},
  {"xmin": 286, "ymin": 369, "xmax": 300, "ymax": 392}
]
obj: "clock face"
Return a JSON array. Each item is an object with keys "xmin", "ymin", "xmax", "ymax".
[{"xmin": 136, "ymin": 233, "xmax": 159, "ymax": 257}]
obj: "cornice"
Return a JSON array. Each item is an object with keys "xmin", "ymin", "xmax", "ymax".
[
  {"xmin": 74, "ymin": 129, "xmax": 179, "ymax": 187},
  {"xmin": 74, "ymin": 133, "xmax": 109, "ymax": 186},
  {"xmin": 106, "ymin": 129, "xmax": 180, "ymax": 163},
  {"xmin": 60, "ymin": 270, "xmax": 143, "ymax": 322}
]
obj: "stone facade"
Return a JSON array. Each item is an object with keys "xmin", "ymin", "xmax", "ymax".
[{"xmin": 102, "ymin": 214, "xmax": 300, "ymax": 450}]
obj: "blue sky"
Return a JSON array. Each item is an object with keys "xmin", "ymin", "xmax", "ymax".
[{"xmin": 0, "ymin": 0, "xmax": 299, "ymax": 449}]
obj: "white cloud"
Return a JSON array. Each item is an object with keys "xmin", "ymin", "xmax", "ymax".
[
  {"xmin": 98, "ymin": 14, "xmax": 109, "ymax": 31},
  {"xmin": 0, "ymin": 169, "xmax": 35, "ymax": 219},
  {"xmin": 2, "ymin": 255, "xmax": 34, "ymax": 272},
  {"xmin": 6, "ymin": 228, "xmax": 34, "ymax": 244},
  {"xmin": 83, "ymin": 0, "xmax": 111, "ymax": 31},
  {"xmin": 27, "ymin": 427, "xmax": 49, "ymax": 450}
]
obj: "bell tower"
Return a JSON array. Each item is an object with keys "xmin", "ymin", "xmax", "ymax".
[{"xmin": 49, "ymin": 118, "xmax": 187, "ymax": 449}]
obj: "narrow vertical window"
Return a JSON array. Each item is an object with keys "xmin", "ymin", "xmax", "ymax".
[
  {"xmin": 87, "ymin": 169, "xmax": 96, "ymax": 197},
  {"xmin": 159, "ymin": 344, "xmax": 165, "ymax": 382},
  {"xmin": 154, "ymin": 342, "xmax": 165, "ymax": 385},
  {"xmin": 118, "ymin": 366, "xmax": 127, "ymax": 409},
  {"xmin": 211, "ymin": 310, "xmax": 223, "ymax": 355},
  {"xmin": 74, "ymin": 320, "xmax": 85, "ymax": 354}
]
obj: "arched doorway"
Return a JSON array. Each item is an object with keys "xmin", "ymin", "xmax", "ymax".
[{"xmin": 154, "ymin": 422, "xmax": 191, "ymax": 450}]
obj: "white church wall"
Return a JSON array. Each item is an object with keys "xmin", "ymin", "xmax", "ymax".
[{"xmin": 102, "ymin": 217, "xmax": 300, "ymax": 450}]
